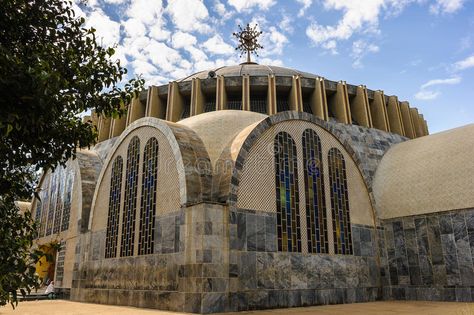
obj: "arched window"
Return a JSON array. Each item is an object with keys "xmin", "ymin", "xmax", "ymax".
[
  {"xmin": 328, "ymin": 148, "xmax": 352, "ymax": 255},
  {"xmin": 121, "ymin": 136, "xmax": 140, "ymax": 257},
  {"xmin": 61, "ymin": 171, "xmax": 74, "ymax": 232},
  {"xmin": 138, "ymin": 138, "xmax": 159, "ymax": 255},
  {"xmin": 302, "ymin": 129, "xmax": 328, "ymax": 254},
  {"xmin": 46, "ymin": 172, "xmax": 58, "ymax": 236},
  {"xmin": 275, "ymin": 132, "xmax": 301, "ymax": 252},
  {"xmin": 53, "ymin": 168, "xmax": 65, "ymax": 234},
  {"xmin": 39, "ymin": 177, "xmax": 50, "ymax": 237},
  {"xmin": 105, "ymin": 156, "xmax": 123, "ymax": 258}
]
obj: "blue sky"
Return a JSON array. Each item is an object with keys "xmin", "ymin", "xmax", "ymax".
[{"xmin": 76, "ymin": 0, "xmax": 474, "ymax": 133}]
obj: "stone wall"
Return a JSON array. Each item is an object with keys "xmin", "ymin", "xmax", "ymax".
[
  {"xmin": 226, "ymin": 208, "xmax": 382, "ymax": 312},
  {"xmin": 71, "ymin": 209, "xmax": 187, "ymax": 311},
  {"xmin": 326, "ymin": 121, "xmax": 406, "ymax": 192},
  {"xmin": 383, "ymin": 208, "xmax": 474, "ymax": 302}
]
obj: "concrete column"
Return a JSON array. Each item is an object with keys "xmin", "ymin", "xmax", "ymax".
[
  {"xmin": 216, "ymin": 76, "xmax": 227, "ymax": 110},
  {"xmin": 329, "ymin": 81, "xmax": 351, "ymax": 124},
  {"xmin": 267, "ymin": 75, "xmax": 277, "ymax": 115},
  {"xmin": 399, "ymin": 101, "xmax": 416, "ymax": 139},
  {"xmin": 126, "ymin": 97, "xmax": 146, "ymax": 126},
  {"xmin": 146, "ymin": 86, "xmax": 166, "ymax": 119},
  {"xmin": 387, "ymin": 96, "xmax": 405, "ymax": 136},
  {"xmin": 166, "ymin": 81, "xmax": 185, "ymax": 122},
  {"xmin": 350, "ymin": 85, "xmax": 372, "ymax": 127},
  {"xmin": 191, "ymin": 78, "xmax": 205, "ymax": 116},
  {"xmin": 419, "ymin": 114, "xmax": 426, "ymax": 136},
  {"xmin": 90, "ymin": 110, "xmax": 99, "ymax": 129},
  {"xmin": 310, "ymin": 77, "xmax": 328, "ymax": 121},
  {"xmin": 242, "ymin": 75, "xmax": 250, "ymax": 111},
  {"xmin": 97, "ymin": 116, "xmax": 112, "ymax": 142},
  {"xmin": 289, "ymin": 75, "xmax": 303, "ymax": 111},
  {"xmin": 410, "ymin": 108, "xmax": 424, "ymax": 138},
  {"xmin": 109, "ymin": 110, "xmax": 127, "ymax": 138},
  {"xmin": 369, "ymin": 90, "xmax": 390, "ymax": 132},
  {"xmin": 421, "ymin": 116, "xmax": 429, "ymax": 135}
]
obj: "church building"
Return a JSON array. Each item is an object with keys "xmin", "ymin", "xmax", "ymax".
[{"xmin": 30, "ymin": 26, "xmax": 474, "ymax": 313}]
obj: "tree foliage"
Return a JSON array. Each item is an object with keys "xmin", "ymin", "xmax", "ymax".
[{"xmin": 0, "ymin": 0, "xmax": 144, "ymax": 307}]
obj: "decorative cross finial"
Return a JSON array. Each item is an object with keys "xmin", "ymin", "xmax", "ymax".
[{"xmin": 233, "ymin": 24, "xmax": 263, "ymax": 64}]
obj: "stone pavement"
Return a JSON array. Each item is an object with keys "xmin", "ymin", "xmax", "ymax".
[{"xmin": 1, "ymin": 300, "xmax": 473, "ymax": 315}]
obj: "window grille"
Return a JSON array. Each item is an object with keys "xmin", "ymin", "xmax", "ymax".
[
  {"xmin": 302, "ymin": 129, "xmax": 328, "ymax": 253},
  {"xmin": 105, "ymin": 156, "xmax": 123, "ymax": 258},
  {"xmin": 328, "ymin": 148, "xmax": 352, "ymax": 255},
  {"xmin": 138, "ymin": 138, "xmax": 159, "ymax": 255},
  {"xmin": 120, "ymin": 136, "xmax": 140, "ymax": 257},
  {"xmin": 274, "ymin": 132, "xmax": 301, "ymax": 252}
]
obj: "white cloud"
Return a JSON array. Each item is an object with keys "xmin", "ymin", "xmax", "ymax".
[
  {"xmin": 227, "ymin": 0, "xmax": 275, "ymax": 12},
  {"xmin": 296, "ymin": 0, "xmax": 312, "ymax": 17},
  {"xmin": 185, "ymin": 46, "xmax": 208, "ymax": 62},
  {"xmin": 279, "ymin": 14, "xmax": 293, "ymax": 33},
  {"xmin": 415, "ymin": 90, "xmax": 440, "ymax": 100},
  {"xmin": 144, "ymin": 40, "xmax": 183, "ymax": 73},
  {"xmin": 128, "ymin": 0, "xmax": 166, "ymax": 26},
  {"xmin": 305, "ymin": 0, "xmax": 416, "ymax": 53},
  {"xmin": 430, "ymin": 0, "xmax": 465, "ymax": 14},
  {"xmin": 351, "ymin": 40, "xmax": 379, "ymax": 68},
  {"xmin": 132, "ymin": 59, "xmax": 158, "ymax": 76},
  {"xmin": 103, "ymin": 0, "xmax": 126, "ymax": 4},
  {"xmin": 246, "ymin": 17, "xmax": 288, "ymax": 57},
  {"xmin": 85, "ymin": 10, "xmax": 121, "ymax": 47},
  {"xmin": 263, "ymin": 27, "xmax": 288, "ymax": 56},
  {"xmin": 122, "ymin": 18, "xmax": 147, "ymax": 38},
  {"xmin": 415, "ymin": 76, "xmax": 461, "ymax": 100},
  {"xmin": 202, "ymin": 35, "xmax": 234, "ymax": 55},
  {"xmin": 171, "ymin": 32, "xmax": 198, "ymax": 49},
  {"xmin": 453, "ymin": 55, "xmax": 474, "ymax": 71},
  {"xmin": 167, "ymin": 0, "xmax": 211, "ymax": 33},
  {"xmin": 420, "ymin": 76, "xmax": 461, "ymax": 89},
  {"xmin": 214, "ymin": 0, "xmax": 233, "ymax": 21},
  {"xmin": 257, "ymin": 57, "xmax": 284, "ymax": 66}
]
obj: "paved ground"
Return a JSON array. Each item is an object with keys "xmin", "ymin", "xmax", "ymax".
[{"xmin": 1, "ymin": 300, "xmax": 473, "ymax": 315}]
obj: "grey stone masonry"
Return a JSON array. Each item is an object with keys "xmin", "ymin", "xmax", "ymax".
[
  {"xmin": 225, "ymin": 208, "xmax": 382, "ymax": 312},
  {"xmin": 383, "ymin": 208, "xmax": 474, "ymax": 302}
]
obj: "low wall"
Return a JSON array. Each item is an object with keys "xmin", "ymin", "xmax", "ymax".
[{"xmin": 383, "ymin": 208, "xmax": 474, "ymax": 302}]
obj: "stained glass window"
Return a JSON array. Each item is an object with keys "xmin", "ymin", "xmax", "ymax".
[
  {"xmin": 46, "ymin": 172, "xmax": 58, "ymax": 236},
  {"xmin": 105, "ymin": 156, "xmax": 123, "ymax": 258},
  {"xmin": 275, "ymin": 132, "xmax": 301, "ymax": 252},
  {"xmin": 302, "ymin": 129, "xmax": 328, "ymax": 254},
  {"xmin": 328, "ymin": 148, "xmax": 352, "ymax": 255},
  {"xmin": 53, "ymin": 168, "xmax": 65, "ymax": 234},
  {"xmin": 138, "ymin": 138, "xmax": 159, "ymax": 255},
  {"xmin": 120, "ymin": 136, "xmax": 140, "ymax": 257},
  {"xmin": 61, "ymin": 170, "xmax": 74, "ymax": 232},
  {"xmin": 39, "ymin": 177, "xmax": 50, "ymax": 237},
  {"xmin": 34, "ymin": 193, "xmax": 43, "ymax": 223}
]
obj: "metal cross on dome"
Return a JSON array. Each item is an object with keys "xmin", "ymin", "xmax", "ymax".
[{"xmin": 233, "ymin": 24, "xmax": 263, "ymax": 64}]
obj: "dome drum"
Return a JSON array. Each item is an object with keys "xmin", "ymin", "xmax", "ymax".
[{"xmin": 89, "ymin": 64, "xmax": 428, "ymax": 144}]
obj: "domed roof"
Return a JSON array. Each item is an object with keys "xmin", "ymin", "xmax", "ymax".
[
  {"xmin": 178, "ymin": 64, "xmax": 318, "ymax": 81},
  {"xmin": 373, "ymin": 124, "xmax": 474, "ymax": 219},
  {"xmin": 178, "ymin": 110, "xmax": 267, "ymax": 167}
]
